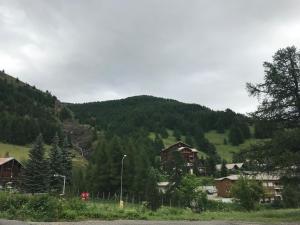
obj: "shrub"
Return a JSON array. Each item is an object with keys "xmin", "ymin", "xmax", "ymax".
[
  {"xmin": 63, "ymin": 197, "xmax": 87, "ymax": 211},
  {"xmin": 173, "ymin": 174, "xmax": 208, "ymax": 211},
  {"xmin": 282, "ymin": 183, "xmax": 300, "ymax": 208},
  {"xmin": 23, "ymin": 195, "xmax": 63, "ymax": 221},
  {"xmin": 231, "ymin": 176, "xmax": 264, "ymax": 211}
]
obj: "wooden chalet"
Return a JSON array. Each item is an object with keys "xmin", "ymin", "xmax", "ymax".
[
  {"xmin": 0, "ymin": 157, "xmax": 23, "ymax": 187},
  {"xmin": 161, "ymin": 141, "xmax": 199, "ymax": 173},
  {"xmin": 215, "ymin": 174, "xmax": 282, "ymax": 202}
]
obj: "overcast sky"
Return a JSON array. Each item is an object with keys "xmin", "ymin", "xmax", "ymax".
[{"xmin": 1, "ymin": 0, "xmax": 300, "ymax": 113}]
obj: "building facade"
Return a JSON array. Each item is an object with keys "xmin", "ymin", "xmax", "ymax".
[
  {"xmin": 215, "ymin": 174, "xmax": 282, "ymax": 202},
  {"xmin": 161, "ymin": 141, "xmax": 199, "ymax": 174},
  {"xmin": 0, "ymin": 157, "xmax": 23, "ymax": 187}
]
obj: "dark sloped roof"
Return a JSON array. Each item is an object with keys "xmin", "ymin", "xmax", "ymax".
[{"xmin": 161, "ymin": 141, "xmax": 192, "ymax": 152}]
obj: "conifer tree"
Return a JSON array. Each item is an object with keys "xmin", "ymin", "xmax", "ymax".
[
  {"xmin": 173, "ymin": 129, "xmax": 181, "ymax": 141},
  {"xmin": 145, "ymin": 167, "xmax": 160, "ymax": 211},
  {"xmin": 107, "ymin": 136, "xmax": 123, "ymax": 192},
  {"xmin": 133, "ymin": 148, "xmax": 150, "ymax": 196},
  {"xmin": 61, "ymin": 137, "xmax": 73, "ymax": 184},
  {"xmin": 229, "ymin": 125, "xmax": 244, "ymax": 146},
  {"xmin": 205, "ymin": 156, "xmax": 217, "ymax": 177},
  {"xmin": 88, "ymin": 140, "xmax": 110, "ymax": 193},
  {"xmin": 220, "ymin": 160, "xmax": 228, "ymax": 177},
  {"xmin": 154, "ymin": 134, "xmax": 164, "ymax": 153},
  {"xmin": 49, "ymin": 134, "xmax": 64, "ymax": 193},
  {"xmin": 22, "ymin": 134, "xmax": 49, "ymax": 194}
]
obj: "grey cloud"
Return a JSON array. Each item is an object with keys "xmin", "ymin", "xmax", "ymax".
[{"xmin": 1, "ymin": 0, "xmax": 300, "ymax": 113}]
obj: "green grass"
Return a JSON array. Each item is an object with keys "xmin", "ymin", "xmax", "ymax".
[
  {"xmin": 205, "ymin": 130, "xmax": 260, "ymax": 162},
  {"xmin": 0, "ymin": 142, "xmax": 87, "ymax": 168},
  {"xmin": 85, "ymin": 203, "xmax": 300, "ymax": 223},
  {"xmin": 0, "ymin": 142, "xmax": 30, "ymax": 163}
]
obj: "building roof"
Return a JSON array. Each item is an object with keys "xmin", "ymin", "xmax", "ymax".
[
  {"xmin": 0, "ymin": 157, "xmax": 15, "ymax": 166},
  {"xmin": 215, "ymin": 174, "xmax": 280, "ymax": 181},
  {"xmin": 161, "ymin": 141, "xmax": 192, "ymax": 152},
  {"xmin": 178, "ymin": 147, "xmax": 199, "ymax": 153},
  {"xmin": 157, "ymin": 182, "xmax": 171, "ymax": 187},
  {"xmin": 216, "ymin": 163, "xmax": 244, "ymax": 171}
]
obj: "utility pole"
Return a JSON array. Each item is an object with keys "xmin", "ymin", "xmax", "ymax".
[
  {"xmin": 54, "ymin": 174, "xmax": 66, "ymax": 196},
  {"xmin": 120, "ymin": 154, "xmax": 127, "ymax": 208}
]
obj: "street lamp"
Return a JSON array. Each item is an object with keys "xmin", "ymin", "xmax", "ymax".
[
  {"xmin": 120, "ymin": 154, "xmax": 127, "ymax": 208},
  {"xmin": 54, "ymin": 174, "xmax": 66, "ymax": 196}
]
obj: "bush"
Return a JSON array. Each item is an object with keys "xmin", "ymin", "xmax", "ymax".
[
  {"xmin": 63, "ymin": 197, "xmax": 87, "ymax": 211},
  {"xmin": 22, "ymin": 195, "xmax": 63, "ymax": 221},
  {"xmin": 173, "ymin": 174, "xmax": 208, "ymax": 211},
  {"xmin": 206, "ymin": 200, "xmax": 240, "ymax": 212},
  {"xmin": 282, "ymin": 183, "xmax": 300, "ymax": 208},
  {"xmin": 0, "ymin": 193, "xmax": 62, "ymax": 221},
  {"xmin": 231, "ymin": 176, "xmax": 264, "ymax": 211}
]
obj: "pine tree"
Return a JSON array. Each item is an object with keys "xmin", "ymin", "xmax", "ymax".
[
  {"xmin": 107, "ymin": 136, "xmax": 123, "ymax": 192},
  {"xmin": 133, "ymin": 148, "xmax": 150, "ymax": 197},
  {"xmin": 220, "ymin": 160, "xmax": 228, "ymax": 177},
  {"xmin": 185, "ymin": 135, "xmax": 194, "ymax": 146},
  {"xmin": 145, "ymin": 167, "xmax": 160, "ymax": 211},
  {"xmin": 154, "ymin": 134, "xmax": 164, "ymax": 154},
  {"xmin": 87, "ymin": 140, "xmax": 110, "ymax": 193},
  {"xmin": 205, "ymin": 156, "xmax": 216, "ymax": 177},
  {"xmin": 22, "ymin": 134, "xmax": 49, "ymax": 194},
  {"xmin": 173, "ymin": 129, "xmax": 181, "ymax": 141},
  {"xmin": 49, "ymin": 134, "xmax": 64, "ymax": 193},
  {"xmin": 61, "ymin": 137, "xmax": 73, "ymax": 184},
  {"xmin": 229, "ymin": 125, "xmax": 244, "ymax": 146}
]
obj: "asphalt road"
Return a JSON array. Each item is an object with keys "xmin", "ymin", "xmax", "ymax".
[{"xmin": 1, "ymin": 220, "xmax": 299, "ymax": 225}]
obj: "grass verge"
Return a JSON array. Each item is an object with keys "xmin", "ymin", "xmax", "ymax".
[{"xmin": 1, "ymin": 193, "xmax": 299, "ymax": 223}]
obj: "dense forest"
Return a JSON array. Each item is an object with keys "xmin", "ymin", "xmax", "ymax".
[
  {"xmin": 0, "ymin": 71, "xmax": 65, "ymax": 144},
  {"xmin": 68, "ymin": 95, "xmax": 251, "ymax": 156}
]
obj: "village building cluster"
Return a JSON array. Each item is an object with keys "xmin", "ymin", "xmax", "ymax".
[{"xmin": 160, "ymin": 141, "xmax": 283, "ymax": 203}]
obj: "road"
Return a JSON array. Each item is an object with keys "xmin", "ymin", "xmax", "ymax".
[{"xmin": 0, "ymin": 220, "xmax": 299, "ymax": 225}]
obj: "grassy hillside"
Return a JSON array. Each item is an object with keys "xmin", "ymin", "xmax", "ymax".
[
  {"xmin": 150, "ymin": 128, "xmax": 261, "ymax": 162},
  {"xmin": 205, "ymin": 130, "xmax": 257, "ymax": 162},
  {"xmin": 0, "ymin": 142, "xmax": 87, "ymax": 168}
]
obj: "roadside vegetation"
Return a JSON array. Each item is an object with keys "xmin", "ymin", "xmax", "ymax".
[{"xmin": 0, "ymin": 192, "xmax": 300, "ymax": 222}]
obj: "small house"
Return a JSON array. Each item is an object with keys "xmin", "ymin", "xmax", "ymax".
[{"xmin": 0, "ymin": 157, "xmax": 23, "ymax": 187}]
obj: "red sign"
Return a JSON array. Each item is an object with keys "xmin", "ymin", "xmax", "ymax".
[{"xmin": 81, "ymin": 192, "xmax": 89, "ymax": 201}]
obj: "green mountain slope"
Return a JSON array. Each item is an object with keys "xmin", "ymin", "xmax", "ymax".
[
  {"xmin": 68, "ymin": 95, "xmax": 252, "ymax": 158},
  {"xmin": 0, "ymin": 71, "xmax": 62, "ymax": 144}
]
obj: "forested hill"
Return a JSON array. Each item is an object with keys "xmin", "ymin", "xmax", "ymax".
[
  {"xmin": 67, "ymin": 95, "xmax": 250, "ymax": 156},
  {"xmin": 68, "ymin": 95, "xmax": 247, "ymax": 134},
  {"xmin": 0, "ymin": 71, "xmax": 66, "ymax": 145}
]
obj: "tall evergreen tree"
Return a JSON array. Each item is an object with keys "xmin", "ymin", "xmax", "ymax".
[
  {"xmin": 205, "ymin": 156, "xmax": 217, "ymax": 177},
  {"xmin": 87, "ymin": 140, "xmax": 110, "ymax": 193},
  {"xmin": 49, "ymin": 134, "xmax": 64, "ymax": 193},
  {"xmin": 229, "ymin": 125, "xmax": 244, "ymax": 146},
  {"xmin": 247, "ymin": 46, "xmax": 300, "ymax": 126},
  {"xmin": 153, "ymin": 134, "xmax": 164, "ymax": 153},
  {"xmin": 220, "ymin": 160, "xmax": 228, "ymax": 177},
  {"xmin": 107, "ymin": 136, "xmax": 124, "ymax": 193},
  {"xmin": 61, "ymin": 137, "xmax": 73, "ymax": 184},
  {"xmin": 145, "ymin": 167, "xmax": 160, "ymax": 211},
  {"xmin": 22, "ymin": 134, "xmax": 49, "ymax": 194}
]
